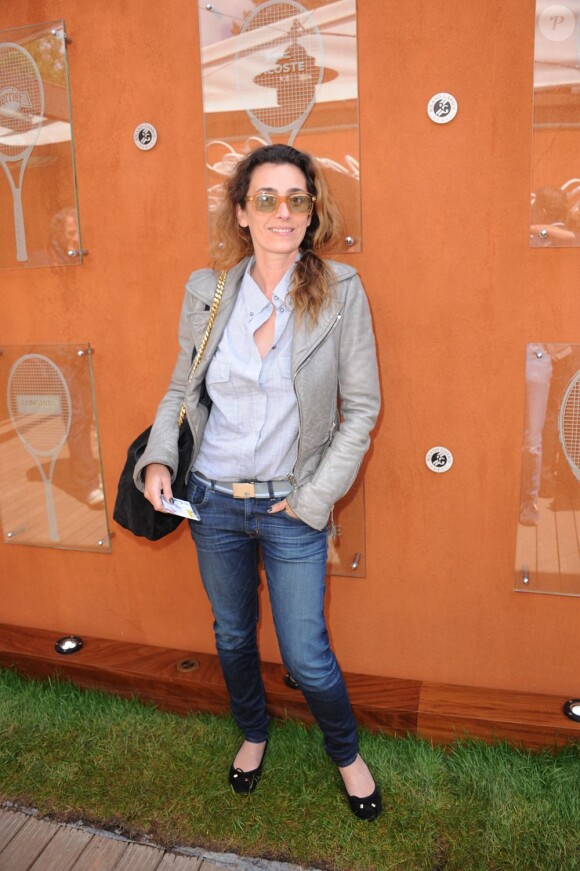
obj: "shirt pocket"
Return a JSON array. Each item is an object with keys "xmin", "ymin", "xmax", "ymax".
[
  {"xmin": 262, "ymin": 353, "xmax": 292, "ymax": 388},
  {"xmin": 205, "ymin": 360, "xmax": 231, "ymax": 389},
  {"xmin": 275, "ymin": 353, "xmax": 293, "ymax": 378},
  {"xmin": 204, "ymin": 361, "xmax": 244, "ymax": 434}
]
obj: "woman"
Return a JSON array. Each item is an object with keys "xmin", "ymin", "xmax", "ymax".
[{"xmin": 136, "ymin": 144, "xmax": 381, "ymax": 820}]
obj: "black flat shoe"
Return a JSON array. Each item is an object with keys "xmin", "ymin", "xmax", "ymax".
[
  {"xmin": 347, "ymin": 784, "xmax": 382, "ymax": 821},
  {"xmin": 228, "ymin": 740, "xmax": 268, "ymax": 795}
]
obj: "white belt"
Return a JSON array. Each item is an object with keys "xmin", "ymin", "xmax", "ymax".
[{"xmin": 192, "ymin": 472, "xmax": 292, "ymax": 499}]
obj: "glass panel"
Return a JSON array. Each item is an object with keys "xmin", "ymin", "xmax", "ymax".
[
  {"xmin": 198, "ymin": 0, "xmax": 361, "ymax": 252},
  {"xmin": 515, "ymin": 343, "xmax": 580, "ymax": 595},
  {"xmin": 0, "ymin": 344, "xmax": 110, "ymax": 552},
  {"xmin": 0, "ymin": 21, "xmax": 82, "ymax": 268},
  {"xmin": 327, "ymin": 473, "xmax": 366, "ymax": 577},
  {"xmin": 530, "ymin": 2, "xmax": 580, "ymax": 247}
]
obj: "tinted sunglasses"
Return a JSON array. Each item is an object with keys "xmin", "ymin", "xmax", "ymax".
[{"xmin": 245, "ymin": 192, "xmax": 316, "ymax": 214}]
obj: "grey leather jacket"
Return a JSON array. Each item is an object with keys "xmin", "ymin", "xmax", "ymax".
[{"xmin": 134, "ymin": 257, "xmax": 380, "ymax": 530}]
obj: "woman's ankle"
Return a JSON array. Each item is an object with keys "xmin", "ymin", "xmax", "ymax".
[
  {"xmin": 338, "ymin": 754, "xmax": 376, "ymax": 797},
  {"xmin": 233, "ymin": 739, "xmax": 267, "ymax": 772}
]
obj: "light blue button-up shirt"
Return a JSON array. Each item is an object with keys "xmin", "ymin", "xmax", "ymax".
[{"xmin": 195, "ymin": 260, "xmax": 299, "ymax": 481}]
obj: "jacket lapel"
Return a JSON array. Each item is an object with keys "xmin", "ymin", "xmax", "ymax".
[{"xmin": 188, "ymin": 260, "xmax": 248, "ymax": 355}]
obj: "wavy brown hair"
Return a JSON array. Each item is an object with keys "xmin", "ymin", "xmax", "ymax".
[{"xmin": 211, "ymin": 145, "xmax": 343, "ymax": 324}]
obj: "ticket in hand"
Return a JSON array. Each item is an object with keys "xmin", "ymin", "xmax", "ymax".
[{"xmin": 160, "ymin": 495, "xmax": 200, "ymax": 521}]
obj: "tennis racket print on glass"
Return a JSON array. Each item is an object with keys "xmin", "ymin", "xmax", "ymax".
[
  {"xmin": 7, "ymin": 354, "xmax": 72, "ymax": 541},
  {"xmin": 235, "ymin": 0, "xmax": 324, "ymax": 146},
  {"xmin": 559, "ymin": 369, "xmax": 580, "ymax": 482},
  {"xmin": 0, "ymin": 42, "xmax": 44, "ymax": 262}
]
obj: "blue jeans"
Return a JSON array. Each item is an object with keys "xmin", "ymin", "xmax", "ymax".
[{"xmin": 187, "ymin": 477, "xmax": 359, "ymax": 767}]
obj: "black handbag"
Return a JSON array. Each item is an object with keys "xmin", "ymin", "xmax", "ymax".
[
  {"xmin": 112, "ymin": 270, "xmax": 227, "ymax": 541},
  {"xmin": 113, "ymin": 420, "xmax": 193, "ymax": 540}
]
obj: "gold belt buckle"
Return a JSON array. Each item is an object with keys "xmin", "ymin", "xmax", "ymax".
[{"xmin": 232, "ymin": 482, "xmax": 256, "ymax": 499}]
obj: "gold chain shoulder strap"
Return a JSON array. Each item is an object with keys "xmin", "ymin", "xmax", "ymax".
[{"xmin": 178, "ymin": 269, "xmax": 227, "ymax": 428}]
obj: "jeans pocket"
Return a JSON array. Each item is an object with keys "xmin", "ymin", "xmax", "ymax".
[
  {"xmin": 187, "ymin": 479, "xmax": 209, "ymax": 508},
  {"xmin": 283, "ymin": 507, "xmax": 304, "ymax": 523}
]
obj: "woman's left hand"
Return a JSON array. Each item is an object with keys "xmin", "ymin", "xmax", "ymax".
[{"xmin": 268, "ymin": 498, "xmax": 299, "ymax": 518}]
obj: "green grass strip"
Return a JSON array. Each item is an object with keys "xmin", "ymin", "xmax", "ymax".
[{"xmin": 0, "ymin": 667, "xmax": 579, "ymax": 870}]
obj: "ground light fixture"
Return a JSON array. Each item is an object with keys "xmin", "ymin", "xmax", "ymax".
[
  {"xmin": 176, "ymin": 658, "xmax": 199, "ymax": 672},
  {"xmin": 54, "ymin": 635, "xmax": 83, "ymax": 655},
  {"xmin": 562, "ymin": 699, "xmax": 580, "ymax": 723}
]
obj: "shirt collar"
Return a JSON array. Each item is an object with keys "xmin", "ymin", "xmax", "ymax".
[{"xmin": 240, "ymin": 256, "xmax": 296, "ymax": 316}]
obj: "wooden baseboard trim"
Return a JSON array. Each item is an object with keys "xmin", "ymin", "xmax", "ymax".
[{"xmin": 0, "ymin": 623, "xmax": 577, "ymax": 750}]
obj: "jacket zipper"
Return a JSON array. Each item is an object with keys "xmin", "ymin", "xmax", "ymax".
[{"xmin": 287, "ymin": 312, "xmax": 342, "ymax": 488}]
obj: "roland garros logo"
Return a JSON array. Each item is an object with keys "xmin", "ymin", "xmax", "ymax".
[{"xmin": 0, "ymin": 86, "xmax": 33, "ymax": 117}]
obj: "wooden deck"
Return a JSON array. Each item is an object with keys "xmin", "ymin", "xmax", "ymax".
[
  {"xmin": 515, "ymin": 496, "xmax": 580, "ymax": 595},
  {"xmin": 0, "ymin": 414, "xmax": 110, "ymax": 553},
  {"xmin": 0, "ymin": 807, "xmax": 235, "ymax": 871}
]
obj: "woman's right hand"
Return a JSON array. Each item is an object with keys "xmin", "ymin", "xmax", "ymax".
[{"xmin": 144, "ymin": 463, "xmax": 173, "ymax": 511}]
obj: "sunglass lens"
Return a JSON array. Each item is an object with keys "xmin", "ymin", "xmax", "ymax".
[
  {"xmin": 255, "ymin": 194, "xmax": 277, "ymax": 212},
  {"xmin": 289, "ymin": 195, "xmax": 311, "ymax": 213}
]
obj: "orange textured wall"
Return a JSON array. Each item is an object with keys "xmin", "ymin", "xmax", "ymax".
[{"xmin": 1, "ymin": 0, "xmax": 579, "ymax": 698}]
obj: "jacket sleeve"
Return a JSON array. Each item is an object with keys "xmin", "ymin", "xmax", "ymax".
[
  {"xmin": 287, "ymin": 274, "xmax": 381, "ymax": 529},
  {"xmin": 132, "ymin": 286, "xmax": 197, "ymax": 491}
]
